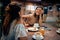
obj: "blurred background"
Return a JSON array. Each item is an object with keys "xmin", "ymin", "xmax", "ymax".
[{"xmin": 0, "ymin": 0, "xmax": 60, "ymax": 39}]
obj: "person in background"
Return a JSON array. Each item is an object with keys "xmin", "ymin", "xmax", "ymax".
[
  {"xmin": 1, "ymin": 2, "xmax": 28, "ymax": 40},
  {"xmin": 22, "ymin": 7, "xmax": 44, "ymax": 27},
  {"xmin": 43, "ymin": 6, "xmax": 48, "ymax": 22}
]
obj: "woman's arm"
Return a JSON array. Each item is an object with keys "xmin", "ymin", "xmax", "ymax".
[
  {"xmin": 21, "ymin": 14, "xmax": 33, "ymax": 26},
  {"xmin": 39, "ymin": 14, "xmax": 43, "ymax": 27},
  {"xmin": 21, "ymin": 14, "xmax": 33, "ymax": 18},
  {"xmin": 22, "ymin": 15, "xmax": 30, "ymax": 18},
  {"xmin": 39, "ymin": 18, "xmax": 43, "ymax": 27},
  {"xmin": 42, "ymin": 14, "xmax": 45, "ymax": 22}
]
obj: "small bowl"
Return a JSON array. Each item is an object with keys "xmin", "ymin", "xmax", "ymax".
[
  {"xmin": 56, "ymin": 30, "xmax": 60, "ymax": 35},
  {"xmin": 32, "ymin": 32, "xmax": 44, "ymax": 40}
]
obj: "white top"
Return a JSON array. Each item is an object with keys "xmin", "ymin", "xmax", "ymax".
[
  {"xmin": 15, "ymin": 24, "xmax": 27, "ymax": 40},
  {"xmin": 9, "ymin": 20, "xmax": 27, "ymax": 40}
]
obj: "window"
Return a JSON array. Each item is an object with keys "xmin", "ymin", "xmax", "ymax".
[{"xmin": 26, "ymin": 5, "xmax": 37, "ymax": 11}]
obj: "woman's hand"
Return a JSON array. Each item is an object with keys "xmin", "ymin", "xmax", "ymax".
[{"xmin": 25, "ymin": 23, "xmax": 29, "ymax": 27}]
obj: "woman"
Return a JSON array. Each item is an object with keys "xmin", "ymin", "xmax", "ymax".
[
  {"xmin": 22, "ymin": 7, "xmax": 44, "ymax": 27},
  {"xmin": 1, "ymin": 2, "xmax": 27, "ymax": 40}
]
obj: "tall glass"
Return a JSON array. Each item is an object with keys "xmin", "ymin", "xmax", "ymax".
[{"xmin": 39, "ymin": 27, "xmax": 45, "ymax": 36}]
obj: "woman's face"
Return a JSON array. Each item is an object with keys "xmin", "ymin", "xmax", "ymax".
[
  {"xmin": 19, "ymin": 11, "xmax": 21, "ymax": 17},
  {"xmin": 36, "ymin": 8, "xmax": 43, "ymax": 15}
]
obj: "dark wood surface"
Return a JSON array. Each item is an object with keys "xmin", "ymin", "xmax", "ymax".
[{"xmin": 26, "ymin": 23, "xmax": 60, "ymax": 40}]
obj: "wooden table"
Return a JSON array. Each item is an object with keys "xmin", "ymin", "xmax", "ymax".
[{"xmin": 26, "ymin": 23, "xmax": 60, "ymax": 40}]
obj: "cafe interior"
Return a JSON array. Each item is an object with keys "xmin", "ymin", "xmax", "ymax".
[{"xmin": 0, "ymin": 0, "xmax": 60, "ymax": 40}]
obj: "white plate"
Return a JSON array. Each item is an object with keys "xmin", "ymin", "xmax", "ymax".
[
  {"xmin": 56, "ymin": 30, "xmax": 60, "ymax": 33},
  {"xmin": 28, "ymin": 27, "xmax": 38, "ymax": 31}
]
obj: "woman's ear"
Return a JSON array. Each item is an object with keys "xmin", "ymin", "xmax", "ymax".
[
  {"xmin": 19, "ymin": 12, "xmax": 21, "ymax": 16},
  {"xmin": 19, "ymin": 11, "xmax": 22, "ymax": 17}
]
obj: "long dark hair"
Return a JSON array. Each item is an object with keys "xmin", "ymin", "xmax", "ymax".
[
  {"xmin": 2, "ymin": 3, "xmax": 21, "ymax": 36},
  {"xmin": 34, "ymin": 7, "xmax": 43, "ymax": 22}
]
